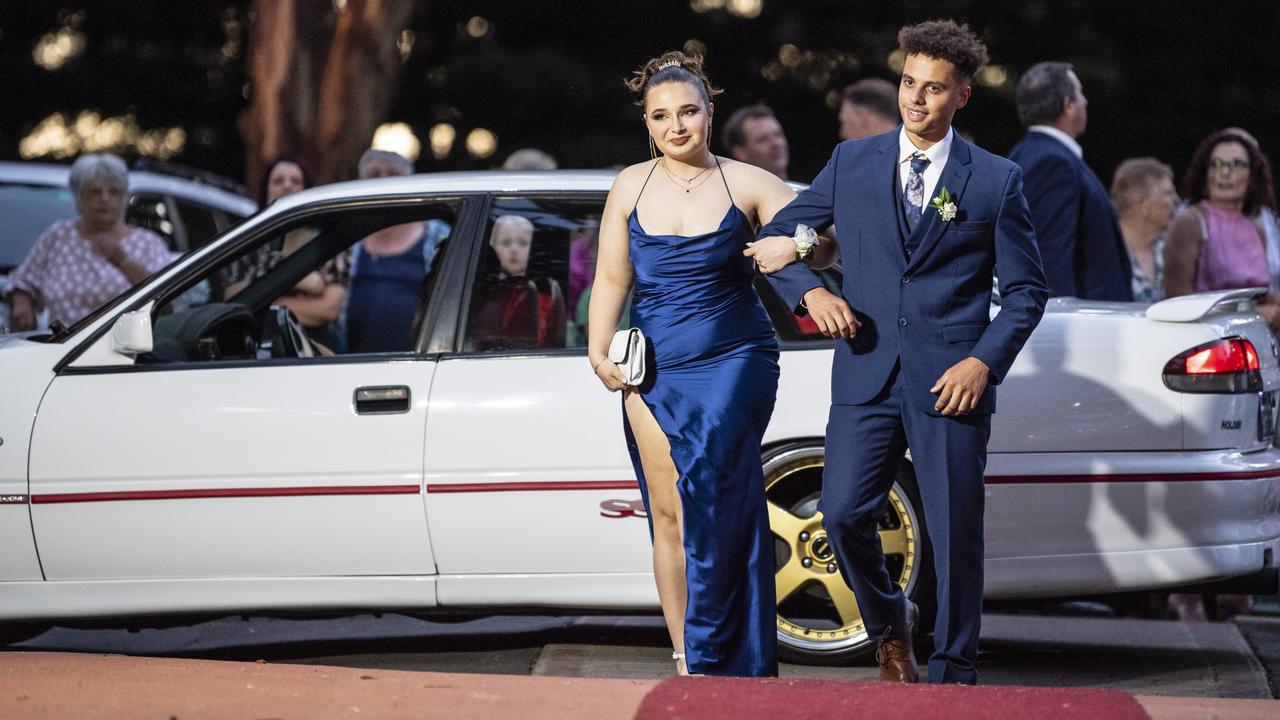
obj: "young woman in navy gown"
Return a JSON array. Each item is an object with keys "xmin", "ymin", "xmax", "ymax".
[{"xmin": 587, "ymin": 51, "xmax": 805, "ymax": 676}]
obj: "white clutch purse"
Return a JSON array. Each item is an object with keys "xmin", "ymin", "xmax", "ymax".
[{"xmin": 608, "ymin": 327, "xmax": 647, "ymax": 386}]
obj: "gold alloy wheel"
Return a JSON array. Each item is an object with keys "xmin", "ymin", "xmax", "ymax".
[{"xmin": 765, "ymin": 446, "xmax": 921, "ymax": 656}]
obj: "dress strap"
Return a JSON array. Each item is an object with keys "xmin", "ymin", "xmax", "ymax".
[
  {"xmin": 714, "ymin": 156, "xmax": 736, "ymax": 207},
  {"xmin": 633, "ymin": 159, "xmax": 661, "ymax": 212}
]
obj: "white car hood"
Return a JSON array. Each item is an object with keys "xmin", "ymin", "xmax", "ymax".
[{"xmin": 0, "ymin": 333, "xmax": 43, "ymax": 351}]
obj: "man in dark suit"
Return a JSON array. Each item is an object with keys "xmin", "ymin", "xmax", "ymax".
[
  {"xmin": 1008, "ymin": 62, "xmax": 1131, "ymax": 300},
  {"xmin": 746, "ymin": 20, "xmax": 1048, "ymax": 685}
]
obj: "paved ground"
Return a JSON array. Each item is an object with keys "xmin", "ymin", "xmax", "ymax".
[
  {"xmin": 528, "ymin": 614, "xmax": 1272, "ymax": 698},
  {"xmin": 1, "ymin": 651, "xmax": 1277, "ymax": 720},
  {"xmin": 1236, "ymin": 615, "xmax": 1280, "ymax": 696},
  {"xmin": 10, "ymin": 611, "xmax": 1278, "ymax": 700}
]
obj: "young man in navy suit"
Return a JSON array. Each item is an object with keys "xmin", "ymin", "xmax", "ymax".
[
  {"xmin": 746, "ymin": 20, "xmax": 1048, "ymax": 684},
  {"xmin": 1008, "ymin": 62, "xmax": 1131, "ymax": 300}
]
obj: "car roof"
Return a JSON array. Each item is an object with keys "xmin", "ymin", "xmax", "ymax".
[
  {"xmin": 0, "ymin": 162, "xmax": 69, "ymax": 186},
  {"xmin": 254, "ymin": 169, "xmax": 810, "ymax": 219},
  {"xmin": 0, "ymin": 161, "xmax": 256, "ymax": 216},
  {"xmin": 259, "ymin": 170, "xmax": 620, "ymax": 217}
]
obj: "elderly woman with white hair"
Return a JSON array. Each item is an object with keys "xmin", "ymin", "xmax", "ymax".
[{"xmin": 4, "ymin": 153, "xmax": 170, "ymax": 331}]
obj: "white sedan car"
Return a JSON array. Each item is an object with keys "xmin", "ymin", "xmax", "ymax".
[{"xmin": 2, "ymin": 171, "xmax": 1278, "ymax": 663}]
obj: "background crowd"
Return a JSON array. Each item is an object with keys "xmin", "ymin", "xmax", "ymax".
[
  {"xmin": 723, "ymin": 62, "xmax": 1280, "ymax": 330},
  {"xmin": 6, "ymin": 49, "xmax": 1280, "ymax": 343}
]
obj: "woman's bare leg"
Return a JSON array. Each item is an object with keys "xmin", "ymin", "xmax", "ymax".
[{"xmin": 624, "ymin": 389, "xmax": 688, "ymax": 675}]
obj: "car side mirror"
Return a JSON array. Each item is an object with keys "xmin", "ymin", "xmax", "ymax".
[{"xmin": 111, "ymin": 308, "xmax": 154, "ymax": 355}]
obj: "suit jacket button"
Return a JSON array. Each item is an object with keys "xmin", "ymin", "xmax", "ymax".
[{"xmin": 898, "ymin": 317, "xmax": 908, "ymax": 327}]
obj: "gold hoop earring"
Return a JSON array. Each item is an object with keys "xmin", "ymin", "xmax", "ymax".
[{"xmin": 648, "ymin": 135, "xmax": 658, "ymax": 160}]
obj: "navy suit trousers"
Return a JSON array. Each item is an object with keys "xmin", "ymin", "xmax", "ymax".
[{"xmin": 820, "ymin": 362, "xmax": 990, "ymax": 685}]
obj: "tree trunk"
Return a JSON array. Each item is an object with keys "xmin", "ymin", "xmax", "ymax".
[{"xmin": 241, "ymin": 0, "xmax": 415, "ymax": 202}]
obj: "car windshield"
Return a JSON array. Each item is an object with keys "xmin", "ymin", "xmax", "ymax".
[{"xmin": 0, "ymin": 182, "xmax": 77, "ymax": 272}]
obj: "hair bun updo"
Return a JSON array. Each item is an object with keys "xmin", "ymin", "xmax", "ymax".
[{"xmin": 625, "ymin": 50, "xmax": 723, "ymax": 106}]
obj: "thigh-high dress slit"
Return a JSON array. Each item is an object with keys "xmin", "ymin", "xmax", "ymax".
[{"xmin": 622, "ymin": 160, "xmax": 780, "ymax": 677}]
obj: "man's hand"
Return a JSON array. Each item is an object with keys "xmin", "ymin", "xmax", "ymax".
[
  {"xmin": 931, "ymin": 356, "xmax": 990, "ymax": 416},
  {"xmin": 802, "ymin": 287, "xmax": 859, "ymax": 339},
  {"xmin": 744, "ymin": 235, "xmax": 798, "ymax": 274}
]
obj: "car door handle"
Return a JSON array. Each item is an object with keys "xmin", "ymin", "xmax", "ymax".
[{"xmin": 354, "ymin": 386, "xmax": 411, "ymax": 415}]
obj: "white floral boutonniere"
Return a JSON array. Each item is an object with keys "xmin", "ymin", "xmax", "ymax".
[{"xmin": 930, "ymin": 186, "xmax": 958, "ymax": 222}]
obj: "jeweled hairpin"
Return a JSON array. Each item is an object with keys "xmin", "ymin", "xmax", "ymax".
[{"xmin": 657, "ymin": 59, "xmax": 681, "ymax": 70}]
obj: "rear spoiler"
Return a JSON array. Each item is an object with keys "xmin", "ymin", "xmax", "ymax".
[{"xmin": 1146, "ymin": 287, "xmax": 1267, "ymax": 323}]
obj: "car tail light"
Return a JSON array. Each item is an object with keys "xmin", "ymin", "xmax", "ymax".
[{"xmin": 1163, "ymin": 337, "xmax": 1263, "ymax": 393}]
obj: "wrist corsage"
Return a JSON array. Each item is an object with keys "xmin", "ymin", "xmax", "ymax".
[{"xmin": 792, "ymin": 224, "xmax": 818, "ymax": 261}]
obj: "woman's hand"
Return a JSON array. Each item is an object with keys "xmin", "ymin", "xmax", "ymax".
[
  {"xmin": 744, "ymin": 235, "xmax": 797, "ymax": 274},
  {"xmin": 86, "ymin": 232, "xmax": 126, "ymax": 265},
  {"xmin": 7, "ymin": 291, "xmax": 36, "ymax": 332},
  {"xmin": 293, "ymin": 271, "xmax": 326, "ymax": 296},
  {"xmin": 592, "ymin": 357, "xmax": 630, "ymax": 392},
  {"xmin": 85, "ymin": 230, "xmax": 151, "ymax": 283}
]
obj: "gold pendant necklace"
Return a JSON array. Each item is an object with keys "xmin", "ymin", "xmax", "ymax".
[{"xmin": 661, "ymin": 158, "xmax": 715, "ymax": 193}]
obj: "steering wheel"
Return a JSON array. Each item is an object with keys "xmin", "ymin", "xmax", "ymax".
[{"xmin": 267, "ymin": 305, "xmax": 315, "ymax": 359}]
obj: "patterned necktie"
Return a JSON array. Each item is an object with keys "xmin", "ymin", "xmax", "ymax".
[{"xmin": 904, "ymin": 152, "xmax": 930, "ymax": 231}]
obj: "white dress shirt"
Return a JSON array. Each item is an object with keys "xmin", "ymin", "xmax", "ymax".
[
  {"xmin": 898, "ymin": 127, "xmax": 954, "ymax": 213},
  {"xmin": 1028, "ymin": 125, "xmax": 1083, "ymax": 159}
]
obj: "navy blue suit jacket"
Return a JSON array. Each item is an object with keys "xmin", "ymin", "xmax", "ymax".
[
  {"xmin": 761, "ymin": 130, "xmax": 1049, "ymax": 414},
  {"xmin": 1007, "ymin": 132, "xmax": 1131, "ymax": 300}
]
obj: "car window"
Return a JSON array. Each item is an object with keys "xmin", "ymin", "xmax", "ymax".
[
  {"xmin": 754, "ymin": 266, "xmax": 843, "ymax": 342},
  {"xmin": 217, "ymin": 207, "xmax": 251, "ymax": 233},
  {"xmin": 462, "ymin": 196, "xmax": 604, "ymax": 352},
  {"xmin": 172, "ymin": 198, "xmax": 222, "ymax": 252},
  {"xmin": 127, "ymin": 194, "xmax": 178, "ymax": 252},
  {"xmin": 0, "ymin": 182, "xmax": 77, "ymax": 271},
  {"xmin": 145, "ymin": 200, "xmax": 457, "ymax": 363}
]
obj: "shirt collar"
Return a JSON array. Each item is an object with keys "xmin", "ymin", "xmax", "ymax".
[
  {"xmin": 1029, "ymin": 125, "xmax": 1083, "ymax": 159},
  {"xmin": 898, "ymin": 127, "xmax": 954, "ymax": 168}
]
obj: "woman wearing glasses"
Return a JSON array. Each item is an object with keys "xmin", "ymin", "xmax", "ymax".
[{"xmin": 1164, "ymin": 129, "xmax": 1280, "ymax": 332}]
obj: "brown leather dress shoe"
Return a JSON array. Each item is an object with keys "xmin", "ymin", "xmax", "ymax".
[{"xmin": 875, "ymin": 600, "xmax": 920, "ymax": 683}]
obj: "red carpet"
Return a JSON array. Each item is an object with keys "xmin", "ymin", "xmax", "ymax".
[{"xmin": 633, "ymin": 677, "xmax": 1151, "ymax": 720}]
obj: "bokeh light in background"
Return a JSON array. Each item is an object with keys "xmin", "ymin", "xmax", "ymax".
[
  {"xmin": 886, "ymin": 49, "xmax": 906, "ymax": 75},
  {"xmin": 1, "ymin": 1, "xmax": 1277, "ymax": 187},
  {"xmin": 727, "ymin": 0, "xmax": 763, "ymax": 19},
  {"xmin": 465, "ymin": 128, "xmax": 497, "ymax": 159},
  {"xmin": 466, "ymin": 17, "xmax": 491, "ymax": 39},
  {"xmin": 32, "ymin": 26, "xmax": 86, "ymax": 71},
  {"xmin": 691, "ymin": 0, "xmax": 762, "ymax": 17},
  {"xmin": 371, "ymin": 122, "xmax": 421, "ymax": 161},
  {"xmin": 429, "ymin": 123, "xmax": 456, "ymax": 160},
  {"xmin": 976, "ymin": 65, "xmax": 1011, "ymax": 89},
  {"xmin": 397, "ymin": 30, "xmax": 416, "ymax": 62},
  {"xmin": 20, "ymin": 112, "xmax": 185, "ymax": 161}
]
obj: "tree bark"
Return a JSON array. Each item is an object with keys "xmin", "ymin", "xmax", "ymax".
[{"xmin": 241, "ymin": 0, "xmax": 415, "ymax": 201}]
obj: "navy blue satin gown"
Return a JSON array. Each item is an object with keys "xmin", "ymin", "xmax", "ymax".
[{"xmin": 623, "ymin": 160, "xmax": 780, "ymax": 677}]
